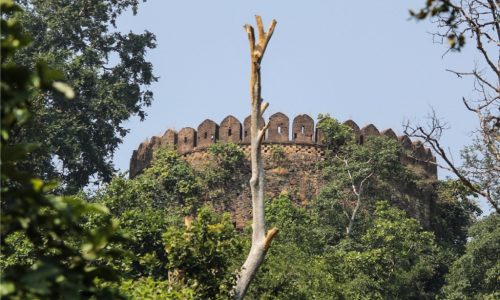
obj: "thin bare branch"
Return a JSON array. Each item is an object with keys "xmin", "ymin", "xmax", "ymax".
[
  {"xmin": 404, "ymin": 117, "xmax": 500, "ymax": 214},
  {"xmin": 446, "ymin": 69, "xmax": 498, "ymax": 92}
]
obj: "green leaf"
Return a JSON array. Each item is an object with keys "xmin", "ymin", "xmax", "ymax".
[
  {"xmin": 52, "ymin": 81, "xmax": 75, "ymax": 99},
  {"xmin": 0, "ymin": 281, "xmax": 15, "ymax": 296}
]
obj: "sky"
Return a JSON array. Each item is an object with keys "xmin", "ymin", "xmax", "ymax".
[{"xmin": 111, "ymin": 1, "xmax": 487, "ymax": 210}]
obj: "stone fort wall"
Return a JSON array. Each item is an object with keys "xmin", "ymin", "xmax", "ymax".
[
  {"xmin": 129, "ymin": 113, "xmax": 437, "ymax": 227},
  {"xmin": 129, "ymin": 113, "xmax": 437, "ymax": 180}
]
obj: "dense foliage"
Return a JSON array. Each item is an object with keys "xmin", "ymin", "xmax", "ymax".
[
  {"xmin": 86, "ymin": 146, "xmax": 245, "ymax": 299},
  {"xmin": 316, "ymin": 114, "xmax": 417, "ymax": 238},
  {"xmin": 10, "ymin": 0, "xmax": 157, "ymax": 192},
  {"xmin": 1, "ymin": 1, "xmax": 124, "ymax": 298},
  {"xmin": 329, "ymin": 201, "xmax": 439, "ymax": 299},
  {"xmin": 442, "ymin": 214, "xmax": 500, "ymax": 299},
  {"xmin": 247, "ymin": 193, "xmax": 340, "ymax": 299}
]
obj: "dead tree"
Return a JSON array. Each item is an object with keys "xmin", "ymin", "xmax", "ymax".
[
  {"xmin": 234, "ymin": 16, "xmax": 278, "ymax": 299},
  {"xmin": 408, "ymin": 0, "xmax": 500, "ymax": 214}
]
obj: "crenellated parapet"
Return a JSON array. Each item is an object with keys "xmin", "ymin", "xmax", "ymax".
[{"xmin": 129, "ymin": 113, "xmax": 437, "ymax": 179}]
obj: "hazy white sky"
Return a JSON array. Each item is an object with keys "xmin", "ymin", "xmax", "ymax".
[{"xmin": 112, "ymin": 1, "xmax": 484, "ymax": 207}]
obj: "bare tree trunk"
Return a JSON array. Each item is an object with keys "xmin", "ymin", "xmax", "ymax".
[
  {"xmin": 234, "ymin": 16, "xmax": 278, "ymax": 300},
  {"xmin": 342, "ymin": 157, "xmax": 373, "ymax": 237},
  {"xmin": 346, "ymin": 194, "xmax": 361, "ymax": 236}
]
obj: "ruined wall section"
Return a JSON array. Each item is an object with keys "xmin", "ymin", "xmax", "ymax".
[{"xmin": 130, "ymin": 113, "xmax": 438, "ymax": 180}]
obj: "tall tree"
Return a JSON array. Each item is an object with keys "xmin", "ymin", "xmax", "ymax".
[
  {"xmin": 234, "ymin": 15, "xmax": 278, "ymax": 299},
  {"xmin": 407, "ymin": 0, "xmax": 500, "ymax": 213},
  {"xmin": 11, "ymin": 0, "xmax": 157, "ymax": 192},
  {"xmin": 1, "ymin": 1, "xmax": 124, "ymax": 297}
]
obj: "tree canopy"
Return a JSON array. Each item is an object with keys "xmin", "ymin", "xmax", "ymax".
[
  {"xmin": 1, "ymin": 1, "xmax": 125, "ymax": 297},
  {"xmin": 11, "ymin": 0, "xmax": 157, "ymax": 192}
]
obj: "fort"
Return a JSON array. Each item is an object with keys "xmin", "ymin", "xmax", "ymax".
[{"xmin": 129, "ymin": 113, "xmax": 437, "ymax": 227}]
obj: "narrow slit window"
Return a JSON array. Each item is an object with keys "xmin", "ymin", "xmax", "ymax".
[
  {"xmin": 294, "ymin": 133, "xmax": 297, "ymax": 139},
  {"xmin": 204, "ymin": 132, "xmax": 208, "ymax": 139},
  {"xmin": 278, "ymin": 126, "xmax": 282, "ymax": 134},
  {"xmin": 301, "ymin": 126, "xmax": 305, "ymax": 134},
  {"xmin": 359, "ymin": 135, "xmax": 364, "ymax": 145},
  {"xmin": 228, "ymin": 128, "xmax": 232, "ymax": 136},
  {"xmin": 184, "ymin": 137, "xmax": 188, "ymax": 143},
  {"xmin": 244, "ymin": 130, "xmax": 248, "ymax": 137}
]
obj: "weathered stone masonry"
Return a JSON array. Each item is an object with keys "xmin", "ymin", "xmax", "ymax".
[{"xmin": 130, "ymin": 113, "xmax": 437, "ymax": 227}]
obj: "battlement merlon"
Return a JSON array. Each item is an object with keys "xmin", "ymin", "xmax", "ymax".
[{"xmin": 129, "ymin": 113, "xmax": 438, "ymax": 179}]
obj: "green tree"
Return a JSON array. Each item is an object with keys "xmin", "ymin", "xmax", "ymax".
[
  {"xmin": 11, "ymin": 0, "xmax": 157, "ymax": 192},
  {"xmin": 118, "ymin": 277, "xmax": 195, "ymax": 300},
  {"xmin": 329, "ymin": 201, "xmax": 439, "ymax": 299},
  {"xmin": 422, "ymin": 179, "xmax": 482, "ymax": 292},
  {"xmin": 316, "ymin": 113, "xmax": 353, "ymax": 151},
  {"xmin": 91, "ymin": 147, "xmax": 201, "ymax": 278},
  {"xmin": 137, "ymin": 147, "xmax": 201, "ymax": 212},
  {"xmin": 89, "ymin": 145, "xmax": 244, "ymax": 299},
  {"xmin": 247, "ymin": 193, "xmax": 341, "ymax": 299},
  {"xmin": 433, "ymin": 179, "xmax": 481, "ymax": 252},
  {"xmin": 1, "ymin": 1, "xmax": 124, "ymax": 298},
  {"xmin": 442, "ymin": 214, "xmax": 500, "ymax": 299},
  {"xmin": 164, "ymin": 206, "xmax": 243, "ymax": 299},
  {"xmin": 201, "ymin": 142, "xmax": 247, "ymax": 206},
  {"xmin": 317, "ymin": 115, "xmax": 414, "ymax": 237}
]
